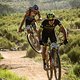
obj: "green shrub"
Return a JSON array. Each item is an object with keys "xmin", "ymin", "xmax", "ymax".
[
  {"xmin": 74, "ymin": 21, "xmax": 80, "ymax": 29},
  {"xmin": 59, "ymin": 45, "xmax": 65, "ymax": 55},
  {"xmin": 70, "ymin": 38, "xmax": 80, "ymax": 47},
  {"xmin": 68, "ymin": 46, "xmax": 80, "ymax": 64},
  {"xmin": 62, "ymin": 74, "xmax": 77, "ymax": 80},
  {"xmin": 0, "ymin": 37, "xmax": 16, "ymax": 49},
  {"xmin": 62, "ymin": 64, "xmax": 79, "ymax": 80},
  {"xmin": 73, "ymin": 64, "xmax": 80, "ymax": 77},
  {"xmin": 78, "ymin": 13, "xmax": 80, "ymax": 18},
  {"xmin": 65, "ymin": 34, "xmax": 80, "ymax": 53},
  {"xmin": 21, "ymin": 42, "xmax": 28, "ymax": 50},
  {"xmin": 0, "ymin": 69, "xmax": 26, "ymax": 80},
  {"xmin": 61, "ymin": 54, "xmax": 70, "ymax": 62},
  {"xmin": 26, "ymin": 46, "xmax": 37, "ymax": 58}
]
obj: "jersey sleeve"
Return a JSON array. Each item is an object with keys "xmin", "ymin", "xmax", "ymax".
[
  {"xmin": 37, "ymin": 11, "xmax": 41, "ymax": 18},
  {"xmin": 55, "ymin": 19, "xmax": 62, "ymax": 26}
]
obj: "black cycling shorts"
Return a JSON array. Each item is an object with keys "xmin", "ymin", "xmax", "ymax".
[
  {"xmin": 42, "ymin": 29, "xmax": 57, "ymax": 44},
  {"xmin": 25, "ymin": 16, "xmax": 36, "ymax": 29},
  {"xmin": 25, "ymin": 16, "xmax": 35, "ymax": 25}
]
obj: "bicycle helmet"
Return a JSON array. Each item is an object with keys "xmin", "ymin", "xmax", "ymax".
[
  {"xmin": 47, "ymin": 13, "xmax": 55, "ymax": 19},
  {"xmin": 33, "ymin": 5, "xmax": 39, "ymax": 10}
]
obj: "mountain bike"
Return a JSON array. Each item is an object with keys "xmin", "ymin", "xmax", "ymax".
[
  {"xmin": 26, "ymin": 25, "xmax": 41, "ymax": 54},
  {"xmin": 44, "ymin": 42, "xmax": 62, "ymax": 80}
]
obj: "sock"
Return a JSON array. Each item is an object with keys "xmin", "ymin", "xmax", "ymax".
[{"xmin": 43, "ymin": 59, "xmax": 46, "ymax": 65}]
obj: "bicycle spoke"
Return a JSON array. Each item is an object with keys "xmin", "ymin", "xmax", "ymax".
[{"xmin": 27, "ymin": 34, "xmax": 41, "ymax": 53}]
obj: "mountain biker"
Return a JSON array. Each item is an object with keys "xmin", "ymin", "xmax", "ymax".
[
  {"xmin": 38, "ymin": 13, "xmax": 68, "ymax": 70},
  {"xmin": 19, "ymin": 5, "xmax": 41, "ymax": 34}
]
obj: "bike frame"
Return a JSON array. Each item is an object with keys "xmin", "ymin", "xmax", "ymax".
[{"xmin": 45, "ymin": 42, "xmax": 61, "ymax": 80}]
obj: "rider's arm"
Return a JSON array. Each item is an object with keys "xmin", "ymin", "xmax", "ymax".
[
  {"xmin": 55, "ymin": 19, "xmax": 67, "ymax": 40},
  {"xmin": 19, "ymin": 14, "xmax": 26, "ymax": 30},
  {"xmin": 59, "ymin": 25, "xmax": 67, "ymax": 40},
  {"xmin": 19, "ymin": 11, "xmax": 29, "ymax": 30},
  {"xmin": 37, "ymin": 11, "xmax": 41, "ymax": 19}
]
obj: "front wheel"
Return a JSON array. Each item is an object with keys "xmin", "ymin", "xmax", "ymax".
[
  {"xmin": 46, "ymin": 52, "xmax": 53, "ymax": 80},
  {"xmin": 52, "ymin": 49, "xmax": 61, "ymax": 80},
  {"xmin": 27, "ymin": 34, "xmax": 41, "ymax": 53}
]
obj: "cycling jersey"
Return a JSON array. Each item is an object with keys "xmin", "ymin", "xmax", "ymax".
[
  {"xmin": 40, "ymin": 19, "xmax": 62, "ymax": 44},
  {"xmin": 41, "ymin": 19, "xmax": 61, "ymax": 29}
]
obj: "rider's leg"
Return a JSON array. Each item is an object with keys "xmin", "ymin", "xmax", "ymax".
[
  {"xmin": 26, "ymin": 25, "xmax": 33, "ymax": 34},
  {"xmin": 41, "ymin": 45, "xmax": 48, "ymax": 70},
  {"xmin": 41, "ymin": 30, "xmax": 48, "ymax": 70},
  {"xmin": 41, "ymin": 45, "xmax": 47, "ymax": 60}
]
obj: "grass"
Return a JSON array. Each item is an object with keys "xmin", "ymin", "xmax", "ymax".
[
  {"xmin": 62, "ymin": 64, "xmax": 80, "ymax": 80},
  {"xmin": 0, "ymin": 69, "xmax": 27, "ymax": 80},
  {"xmin": 0, "ymin": 54, "xmax": 27, "ymax": 80}
]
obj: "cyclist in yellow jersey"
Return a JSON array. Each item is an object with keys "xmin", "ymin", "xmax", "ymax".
[{"xmin": 38, "ymin": 13, "xmax": 68, "ymax": 70}]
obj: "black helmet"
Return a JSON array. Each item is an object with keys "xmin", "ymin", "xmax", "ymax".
[
  {"xmin": 33, "ymin": 5, "xmax": 39, "ymax": 10},
  {"xmin": 47, "ymin": 13, "xmax": 55, "ymax": 19}
]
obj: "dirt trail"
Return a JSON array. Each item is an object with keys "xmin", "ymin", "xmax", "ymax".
[{"xmin": 0, "ymin": 51, "xmax": 65, "ymax": 80}]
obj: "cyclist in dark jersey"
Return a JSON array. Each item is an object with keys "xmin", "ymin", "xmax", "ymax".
[
  {"xmin": 19, "ymin": 5, "xmax": 41, "ymax": 34},
  {"xmin": 38, "ymin": 13, "xmax": 68, "ymax": 70}
]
